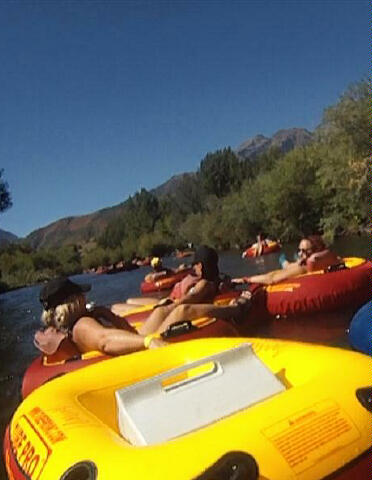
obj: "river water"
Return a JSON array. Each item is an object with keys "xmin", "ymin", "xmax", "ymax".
[{"xmin": 0, "ymin": 236, "xmax": 370, "ymax": 479}]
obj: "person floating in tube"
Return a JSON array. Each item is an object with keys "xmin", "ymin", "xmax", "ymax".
[
  {"xmin": 235, "ymin": 235, "xmax": 340, "ymax": 285},
  {"xmin": 242, "ymin": 233, "xmax": 275, "ymax": 258},
  {"xmin": 143, "ymin": 257, "xmax": 175, "ymax": 283}
]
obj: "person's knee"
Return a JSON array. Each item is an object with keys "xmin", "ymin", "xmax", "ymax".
[{"xmin": 111, "ymin": 303, "xmax": 122, "ymax": 314}]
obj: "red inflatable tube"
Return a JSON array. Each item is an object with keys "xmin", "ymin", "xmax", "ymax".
[
  {"xmin": 21, "ymin": 350, "xmax": 109, "ymax": 400},
  {"xmin": 263, "ymin": 259, "xmax": 372, "ymax": 316},
  {"xmin": 243, "ymin": 242, "xmax": 281, "ymax": 258},
  {"xmin": 3, "ymin": 425, "xmax": 28, "ymax": 480},
  {"xmin": 140, "ymin": 268, "xmax": 193, "ymax": 294}
]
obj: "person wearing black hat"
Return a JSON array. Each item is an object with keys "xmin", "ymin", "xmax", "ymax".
[
  {"xmin": 39, "ymin": 277, "xmax": 91, "ymax": 313},
  {"xmin": 35, "ymin": 277, "xmax": 167, "ymax": 356},
  {"xmin": 137, "ymin": 245, "xmax": 221, "ymax": 335},
  {"xmin": 111, "ymin": 245, "xmax": 221, "ymax": 316}
]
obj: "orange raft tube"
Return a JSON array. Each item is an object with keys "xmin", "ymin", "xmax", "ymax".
[
  {"xmin": 140, "ymin": 268, "xmax": 193, "ymax": 294},
  {"xmin": 243, "ymin": 241, "xmax": 281, "ymax": 258},
  {"xmin": 260, "ymin": 257, "xmax": 372, "ymax": 317}
]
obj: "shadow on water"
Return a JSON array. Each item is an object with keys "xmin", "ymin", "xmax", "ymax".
[{"xmin": 0, "ymin": 236, "xmax": 369, "ymax": 479}]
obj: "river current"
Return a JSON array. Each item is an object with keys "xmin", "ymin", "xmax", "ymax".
[{"xmin": 0, "ymin": 236, "xmax": 370, "ymax": 479}]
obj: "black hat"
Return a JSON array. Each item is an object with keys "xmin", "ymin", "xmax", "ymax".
[
  {"xmin": 193, "ymin": 245, "xmax": 219, "ymax": 281},
  {"xmin": 193, "ymin": 245, "xmax": 218, "ymax": 265},
  {"xmin": 39, "ymin": 277, "xmax": 91, "ymax": 310}
]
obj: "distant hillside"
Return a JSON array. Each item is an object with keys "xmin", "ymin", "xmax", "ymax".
[
  {"xmin": 0, "ymin": 228, "xmax": 18, "ymax": 246},
  {"xmin": 151, "ymin": 172, "xmax": 196, "ymax": 197},
  {"xmin": 236, "ymin": 128, "xmax": 313, "ymax": 159},
  {"xmin": 26, "ymin": 204, "xmax": 127, "ymax": 249},
  {"xmin": 26, "ymin": 128, "xmax": 312, "ymax": 249},
  {"xmin": 25, "ymin": 175, "xmax": 193, "ymax": 249}
]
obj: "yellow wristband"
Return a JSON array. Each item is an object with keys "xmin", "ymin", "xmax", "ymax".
[{"xmin": 144, "ymin": 334, "xmax": 157, "ymax": 348}]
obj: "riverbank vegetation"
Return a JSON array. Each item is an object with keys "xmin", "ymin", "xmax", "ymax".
[{"xmin": 0, "ymin": 79, "xmax": 369, "ymax": 291}]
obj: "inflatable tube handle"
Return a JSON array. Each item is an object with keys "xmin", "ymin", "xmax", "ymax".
[
  {"xmin": 162, "ymin": 360, "xmax": 222, "ymax": 393},
  {"xmin": 161, "ymin": 320, "xmax": 197, "ymax": 339},
  {"xmin": 115, "ymin": 344, "xmax": 285, "ymax": 445},
  {"xmin": 325, "ymin": 262, "xmax": 347, "ymax": 273}
]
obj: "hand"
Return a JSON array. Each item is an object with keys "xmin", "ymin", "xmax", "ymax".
[
  {"xmin": 148, "ymin": 337, "xmax": 168, "ymax": 349},
  {"xmin": 232, "ymin": 277, "xmax": 250, "ymax": 284}
]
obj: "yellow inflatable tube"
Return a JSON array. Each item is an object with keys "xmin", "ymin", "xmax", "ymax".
[{"xmin": 4, "ymin": 338, "xmax": 371, "ymax": 480}]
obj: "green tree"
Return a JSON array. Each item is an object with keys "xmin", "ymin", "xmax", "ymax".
[
  {"xmin": 99, "ymin": 189, "xmax": 160, "ymax": 250},
  {"xmin": 81, "ymin": 246, "xmax": 110, "ymax": 270},
  {"xmin": 245, "ymin": 146, "xmax": 284, "ymax": 178},
  {"xmin": 0, "ymin": 169, "xmax": 12, "ymax": 213},
  {"xmin": 315, "ymin": 79, "xmax": 370, "ymax": 238},
  {"xmin": 320, "ymin": 79, "xmax": 369, "ymax": 158},
  {"xmin": 198, "ymin": 147, "xmax": 243, "ymax": 198}
]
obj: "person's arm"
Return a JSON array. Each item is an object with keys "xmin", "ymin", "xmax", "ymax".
[
  {"xmin": 246, "ymin": 263, "xmax": 307, "ymax": 285},
  {"xmin": 231, "ymin": 276, "xmax": 250, "ymax": 284},
  {"xmin": 72, "ymin": 316, "xmax": 166, "ymax": 355}
]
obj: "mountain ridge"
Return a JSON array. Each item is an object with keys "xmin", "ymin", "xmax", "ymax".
[
  {"xmin": 0, "ymin": 228, "xmax": 18, "ymax": 246},
  {"xmin": 24, "ymin": 128, "xmax": 313, "ymax": 249},
  {"xmin": 235, "ymin": 128, "xmax": 313, "ymax": 159}
]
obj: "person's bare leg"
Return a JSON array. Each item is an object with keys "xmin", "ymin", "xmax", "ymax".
[
  {"xmin": 126, "ymin": 297, "xmax": 159, "ymax": 305},
  {"xmin": 137, "ymin": 303, "xmax": 177, "ymax": 335},
  {"xmin": 156, "ymin": 303, "xmax": 244, "ymax": 334},
  {"xmin": 111, "ymin": 303, "xmax": 145, "ymax": 316}
]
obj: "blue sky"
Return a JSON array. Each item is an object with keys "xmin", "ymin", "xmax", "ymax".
[{"xmin": 0, "ymin": 0, "xmax": 368, "ymax": 238}]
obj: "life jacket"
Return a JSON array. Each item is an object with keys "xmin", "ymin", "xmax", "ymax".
[
  {"xmin": 306, "ymin": 249, "xmax": 341, "ymax": 272},
  {"xmin": 169, "ymin": 274, "xmax": 199, "ymax": 300}
]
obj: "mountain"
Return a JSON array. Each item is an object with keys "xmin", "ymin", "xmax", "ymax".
[
  {"xmin": 25, "ymin": 128, "xmax": 312, "ymax": 249},
  {"xmin": 25, "ymin": 203, "xmax": 127, "ymax": 249},
  {"xmin": 0, "ymin": 228, "xmax": 18, "ymax": 246},
  {"xmin": 151, "ymin": 172, "xmax": 196, "ymax": 197},
  {"xmin": 25, "ymin": 174, "xmax": 194, "ymax": 249},
  {"xmin": 236, "ymin": 128, "xmax": 313, "ymax": 160}
]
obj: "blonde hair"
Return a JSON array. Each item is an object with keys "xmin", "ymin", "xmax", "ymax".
[{"xmin": 41, "ymin": 294, "xmax": 87, "ymax": 332}]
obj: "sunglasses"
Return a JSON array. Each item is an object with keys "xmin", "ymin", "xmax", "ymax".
[{"xmin": 298, "ymin": 248, "xmax": 312, "ymax": 255}]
